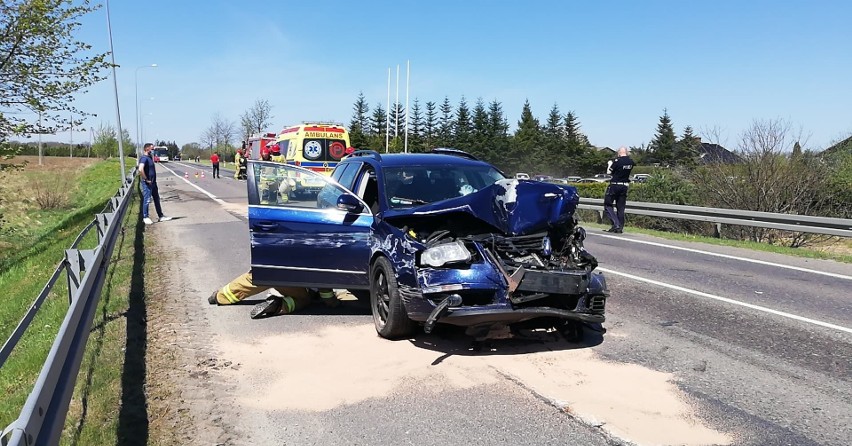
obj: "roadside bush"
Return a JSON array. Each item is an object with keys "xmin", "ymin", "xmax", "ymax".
[
  {"xmin": 628, "ymin": 169, "xmax": 712, "ymax": 234},
  {"xmin": 693, "ymin": 120, "xmax": 839, "ymax": 247},
  {"xmin": 572, "ymin": 182, "xmax": 608, "ymax": 199},
  {"xmin": 31, "ymin": 175, "xmax": 72, "ymax": 210}
]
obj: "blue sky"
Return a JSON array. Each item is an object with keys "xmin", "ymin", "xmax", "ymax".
[{"xmin": 60, "ymin": 0, "xmax": 852, "ymax": 151}]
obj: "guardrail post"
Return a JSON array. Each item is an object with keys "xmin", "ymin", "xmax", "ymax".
[
  {"xmin": 95, "ymin": 213, "xmax": 117, "ymax": 244},
  {"xmin": 714, "ymin": 223, "xmax": 723, "ymax": 238},
  {"xmin": 65, "ymin": 249, "xmax": 95, "ymax": 304}
]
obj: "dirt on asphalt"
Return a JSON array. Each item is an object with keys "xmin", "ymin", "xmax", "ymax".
[{"xmin": 144, "ymin": 237, "xmax": 240, "ymax": 446}]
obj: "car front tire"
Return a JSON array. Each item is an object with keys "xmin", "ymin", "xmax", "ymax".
[{"xmin": 370, "ymin": 256, "xmax": 416, "ymax": 339}]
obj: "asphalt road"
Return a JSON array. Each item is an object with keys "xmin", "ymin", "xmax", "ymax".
[{"xmin": 148, "ymin": 161, "xmax": 852, "ymax": 446}]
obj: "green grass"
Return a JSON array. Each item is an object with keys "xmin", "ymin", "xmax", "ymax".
[
  {"xmin": 0, "ymin": 160, "xmax": 124, "ymax": 270},
  {"xmin": 0, "ymin": 158, "xmax": 144, "ymax": 444},
  {"xmin": 578, "ymin": 218, "xmax": 852, "ymax": 264}
]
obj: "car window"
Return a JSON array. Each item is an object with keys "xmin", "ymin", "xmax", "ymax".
[
  {"xmin": 336, "ymin": 161, "xmax": 361, "ymax": 191},
  {"xmin": 384, "ymin": 164, "xmax": 504, "ymax": 208},
  {"xmin": 250, "ymin": 162, "xmax": 343, "ymax": 209},
  {"xmin": 330, "ymin": 162, "xmax": 350, "ymax": 182}
]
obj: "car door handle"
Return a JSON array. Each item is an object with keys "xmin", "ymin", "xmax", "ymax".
[{"xmin": 253, "ymin": 222, "xmax": 279, "ymax": 231}]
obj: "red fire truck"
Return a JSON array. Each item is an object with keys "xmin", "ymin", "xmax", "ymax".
[{"xmin": 245, "ymin": 132, "xmax": 278, "ymax": 160}]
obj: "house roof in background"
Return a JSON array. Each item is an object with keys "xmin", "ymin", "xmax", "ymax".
[{"xmin": 698, "ymin": 143, "xmax": 741, "ymax": 164}]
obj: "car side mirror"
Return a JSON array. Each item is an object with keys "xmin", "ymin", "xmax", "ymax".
[{"xmin": 337, "ymin": 193, "xmax": 364, "ymax": 213}]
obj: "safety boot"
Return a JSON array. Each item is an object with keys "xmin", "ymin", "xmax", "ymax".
[{"xmin": 250, "ymin": 296, "xmax": 284, "ymax": 319}]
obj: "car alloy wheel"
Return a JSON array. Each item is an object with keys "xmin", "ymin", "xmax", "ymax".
[{"xmin": 370, "ymin": 256, "xmax": 416, "ymax": 339}]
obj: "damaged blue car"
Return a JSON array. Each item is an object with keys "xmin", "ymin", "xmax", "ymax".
[{"xmin": 246, "ymin": 149, "xmax": 608, "ymax": 340}]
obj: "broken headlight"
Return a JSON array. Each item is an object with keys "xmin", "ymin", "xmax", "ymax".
[{"xmin": 420, "ymin": 241, "xmax": 471, "ymax": 267}]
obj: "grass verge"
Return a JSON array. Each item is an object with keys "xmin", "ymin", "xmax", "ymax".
[
  {"xmin": 578, "ymin": 219, "xmax": 852, "ymax": 264},
  {"xmin": 0, "ymin": 158, "xmax": 148, "ymax": 444}
]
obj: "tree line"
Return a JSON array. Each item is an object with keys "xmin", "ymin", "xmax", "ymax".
[{"xmin": 347, "ymin": 93, "xmax": 712, "ymax": 177}]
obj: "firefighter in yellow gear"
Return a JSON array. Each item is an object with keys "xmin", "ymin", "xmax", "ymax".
[
  {"xmin": 235, "ymin": 148, "xmax": 248, "ymax": 180},
  {"xmin": 208, "ymin": 271, "xmax": 340, "ymax": 319},
  {"xmin": 257, "ymin": 146, "xmax": 291, "ymax": 205},
  {"xmin": 268, "ymin": 144, "xmax": 301, "ymax": 202},
  {"xmin": 269, "ymin": 142, "xmax": 285, "ymax": 163}
]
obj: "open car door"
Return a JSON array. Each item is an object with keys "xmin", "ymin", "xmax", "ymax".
[{"xmin": 247, "ymin": 161, "xmax": 373, "ymax": 289}]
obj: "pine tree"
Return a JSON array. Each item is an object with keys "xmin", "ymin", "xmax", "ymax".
[
  {"xmin": 792, "ymin": 141, "xmax": 803, "ymax": 159},
  {"xmin": 470, "ymin": 98, "xmax": 489, "ymax": 159},
  {"xmin": 454, "ymin": 96, "xmax": 472, "ymax": 150},
  {"xmin": 424, "ymin": 101, "xmax": 438, "ymax": 149},
  {"xmin": 369, "ymin": 103, "xmax": 387, "ymax": 151},
  {"xmin": 564, "ymin": 111, "xmax": 583, "ymax": 152},
  {"xmin": 650, "ymin": 109, "xmax": 677, "ymax": 166},
  {"xmin": 542, "ymin": 103, "xmax": 564, "ymax": 175},
  {"xmin": 486, "ymin": 99, "xmax": 510, "ymax": 166},
  {"xmin": 674, "ymin": 125, "xmax": 700, "ymax": 168},
  {"xmin": 408, "ymin": 99, "xmax": 424, "ymax": 152},
  {"xmin": 511, "ymin": 100, "xmax": 543, "ymax": 174},
  {"xmin": 389, "ymin": 102, "xmax": 406, "ymax": 140},
  {"xmin": 349, "ymin": 92, "xmax": 370, "ymax": 149},
  {"xmin": 437, "ymin": 97, "xmax": 454, "ymax": 147}
]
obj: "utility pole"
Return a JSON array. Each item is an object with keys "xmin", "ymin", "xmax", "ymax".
[{"xmin": 105, "ymin": 0, "xmax": 127, "ymax": 183}]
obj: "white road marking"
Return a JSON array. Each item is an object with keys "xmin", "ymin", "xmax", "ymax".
[
  {"xmin": 591, "ymin": 232, "xmax": 852, "ymax": 281},
  {"xmin": 160, "ymin": 163, "xmax": 226, "ymax": 204},
  {"xmin": 597, "ymin": 266, "xmax": 852, "ymax": 335}
]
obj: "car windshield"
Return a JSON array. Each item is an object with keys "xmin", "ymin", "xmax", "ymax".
[{"xmin": 384, "ymin": 164, "xmax": 505, "ymax": 208}]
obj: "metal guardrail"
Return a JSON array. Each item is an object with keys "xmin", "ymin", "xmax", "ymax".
[
  {"xmin": 0, "ymin": 174, "xmax": 136, "ymax": 446},
  {"xmin": 577, "ymin": 198, "xmax": 852, "ymax": 238}
]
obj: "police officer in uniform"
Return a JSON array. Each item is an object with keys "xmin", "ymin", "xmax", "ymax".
[{"xmin": 604, "ymin": 146, "xmax": 635, "ymax": 233}]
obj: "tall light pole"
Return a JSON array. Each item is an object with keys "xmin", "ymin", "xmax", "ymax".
[
  {"xmin": 135, "ymin": 64, "xmax": 157, "ymax": 155},
  {"xmin": 105, "ymin": 0, "xmax": 127, "ymax": 183}
]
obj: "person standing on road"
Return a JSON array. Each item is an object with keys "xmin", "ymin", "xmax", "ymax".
[
  {"xmin": 210, "ymin": 151, "xmax": 220, "ymax": 178},
  {"xmin": 603, "ymin": 146, "xmax": 635, "ymax": 233},
  {"xmin": 139, "ymin": 143, "xmax": 173, "ymax": 225},
  {"xmin": 235, "ymin": 148, "xmax": 248, "ymax": 180}
]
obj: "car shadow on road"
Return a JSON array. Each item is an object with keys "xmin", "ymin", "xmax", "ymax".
[
  {"xmin": 409, "ymin": 324, "xmax": 605, "ymax": 365},
  {"xmin": 228, "ymin": 296, "xmax": 373, "ymax": 317}
]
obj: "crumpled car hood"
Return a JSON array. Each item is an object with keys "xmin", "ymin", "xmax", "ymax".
[{"xmin": 383, "ymin": 179, "xmax": 580, "ymax": 236}]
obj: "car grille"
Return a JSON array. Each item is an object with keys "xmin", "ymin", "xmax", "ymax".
[{"xmin": 490, "ymin": 233, "xmax": 546, "ymax": 254}]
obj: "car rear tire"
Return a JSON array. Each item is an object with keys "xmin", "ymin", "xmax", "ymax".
[{"xmin": 370, "ymin": 256, "xmax": 416, "ymax": 339}]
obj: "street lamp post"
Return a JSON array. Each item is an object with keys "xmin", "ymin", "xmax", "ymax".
[{"xmin": 135, "ymin": 64, "xmax": 157, "ymax": 155}]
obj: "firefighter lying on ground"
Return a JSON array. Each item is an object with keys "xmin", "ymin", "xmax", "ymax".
[{"xmin": 208, "ymin": 271, "xmax": 340, "ymax": 319}]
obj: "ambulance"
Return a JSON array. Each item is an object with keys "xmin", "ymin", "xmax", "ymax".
[{"xmin": 274, "ymin": 122, "xmax": 352, "ymax": 197}]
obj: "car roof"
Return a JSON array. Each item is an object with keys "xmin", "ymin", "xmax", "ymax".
[{"xmin": 342, "ymin": 152, "xmax": 492, "ymax": 168}]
